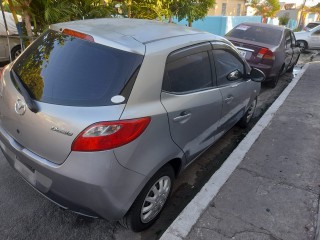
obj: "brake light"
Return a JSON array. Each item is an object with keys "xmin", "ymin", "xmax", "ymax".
[
  {"xmin": 257, "ymin": 48, "xmax": 275, "ymax": 60},
  {"xmin": 62, "ymin": 29, "xmax": 94, "ymax": 42},
  {"xmin": 71, "ymin": 117, "xmax": 151, "ymax": 152}
]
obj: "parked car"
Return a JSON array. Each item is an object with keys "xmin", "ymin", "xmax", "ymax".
[
  {"xmin": 0, "ymin": 19, "xmax": 264, "ymax": 232},
  {"xmin": 0, "ymin": 11, "xmax": 22, "ymax": 62},
  {"xmin": 295, "ymin": 24, "xmax": 320, "ymax": 52},
  {"xmin": 303, "ymin": 21, "xmax": 320, "ymax": 31},
  {"xmin": 225, "ymin": 22, "xmax": 300, "ymax": 88},
  {"xmin": 0, "ymin": 35, "xmax": 22, "ymax": 62}
]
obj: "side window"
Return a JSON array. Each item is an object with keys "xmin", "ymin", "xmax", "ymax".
[
  {"xmin": 163, "ymin": 51, "xmax": 212, "ymax": 93},
  {"xmin": 212, "ymin": 49, "xmax": 245, "ymax": 86},
  {"xmin": 285, "ymin": 31, "xmax": 291, "ymax": 49}
]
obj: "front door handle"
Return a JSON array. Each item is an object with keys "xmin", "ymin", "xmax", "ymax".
[
  {"xmin": 225, "ymin": 96, "xmax": 234, "ymax": 104},
  {"xmin": 173, "ymin": 112, "xmax": 192, "ymax": 122}
]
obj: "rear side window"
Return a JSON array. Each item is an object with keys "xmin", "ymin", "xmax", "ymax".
[
  {"xmin": 163, "ymin": 51, "xmax": 212, "ymax": 93},
  {"xmin": 226, "ymin": 25, "xmax": 282, "ymax": 45},
  {"xmin": 13, "ymin": 30, "xmax": 143, "ymax": 106},
  {"xmin": 306, "ymin": 23, "xmax": 320, "ymax": 29}
]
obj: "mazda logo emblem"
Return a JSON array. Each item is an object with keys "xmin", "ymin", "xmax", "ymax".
[{"xmin": 15, "ymin": 99, "xmax": 26, "ymax": 115}]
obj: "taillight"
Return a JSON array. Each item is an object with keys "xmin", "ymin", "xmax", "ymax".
[
  {"xmin": 257, "ymin": 48, "xmax": 275, "ymax": 60},
  {"xmin": 62, "ymin": 29, "xmax": 94, "ymax": 42},
  {"xmin": 71, "ymin": 117, "xmax": 151, "ymax": 152}
]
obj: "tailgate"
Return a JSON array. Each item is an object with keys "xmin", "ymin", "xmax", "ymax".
[{"xmin": 0, "ymin": 67, "xmax": 125, "ymax": 164}]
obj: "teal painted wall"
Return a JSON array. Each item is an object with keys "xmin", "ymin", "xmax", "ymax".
[{"xmin": 174, "ymin": 16, "xmax": 262, "ymax": 36}]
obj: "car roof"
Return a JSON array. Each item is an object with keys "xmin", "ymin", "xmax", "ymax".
[{"xmin": 51, "ymin": 18, "xmax": 221, "ymax": 55}]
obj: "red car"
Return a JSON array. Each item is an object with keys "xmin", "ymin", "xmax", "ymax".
[{"xmin": 225, "ymin": 22, "xmax": 300, "ymax": 88}]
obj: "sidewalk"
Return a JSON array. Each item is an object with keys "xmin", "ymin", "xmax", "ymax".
[{"xmin": 161, "ymin": 62, "xmax": 320, "ymax": 240}]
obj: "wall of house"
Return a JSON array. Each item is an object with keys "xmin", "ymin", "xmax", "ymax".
[
  {"xmin": 173, "ymin": 16, "xmax": 262, "ymax": 36},
  {"xmin": 208, "ymin": 0, "xmax": 247, "ymax": 16}
]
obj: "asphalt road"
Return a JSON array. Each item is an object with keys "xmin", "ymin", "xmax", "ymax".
[{"xmin": 0, "ymin": 51, "xmax": 317, "ymax": 240}]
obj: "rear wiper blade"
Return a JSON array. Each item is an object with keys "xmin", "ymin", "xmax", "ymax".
[{"xmin": 10, "ymin": 69, "xmax": 39, "ymax": 113}]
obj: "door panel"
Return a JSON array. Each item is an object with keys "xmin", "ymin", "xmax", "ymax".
[
  {"xmin": 310, "ymin": 29, "xmax": 320, "ymax": 48},
  {"xmin": 161, "ymin": 90, "xmax": 222, "ymax": 161},
  {"xmin": 217, "ymin": 81, "xmax": 251, "ymax": 137},
  {"xmin": 161, "ymin": 44, "xmax": 223, "ymax": 162},
  {"xmin": 284, "ymin": 31, "xmax": 293, "ymax": 69},
  {"xmin": 289, "ymin": 31, "xmax": 300, "ymax": 68},
  {"xmin": 211, "ymin": 46, "xmax": 253, "ymax": 138}
]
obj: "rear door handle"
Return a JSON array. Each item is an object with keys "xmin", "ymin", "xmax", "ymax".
[{"xmin": 173, "ymin": 112, "xmax": 192, "ymax": 122}]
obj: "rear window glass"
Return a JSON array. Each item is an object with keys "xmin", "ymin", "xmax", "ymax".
[
  {"xmin": 306, "ymin": 23, "xmax": 320, "ymax": 29},
  {"xmin": 226, "ymin": 25, "xmax": 282, "ymax": 45},
  {"xmin": 163, "ymin": 51, "xmax": 212, "ymax": 93},
  {"xmin": 13, "ymin": 30, "xmax": 143, "ymax": 106}
]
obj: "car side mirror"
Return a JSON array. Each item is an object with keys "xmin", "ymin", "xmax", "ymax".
[
  {"xmin": 249, "ymin": 68, "xmax": 265, "ymax": 82},
  {"xmin": 227, "ymin": 69, "xmax": 242, "ymax": 81}
]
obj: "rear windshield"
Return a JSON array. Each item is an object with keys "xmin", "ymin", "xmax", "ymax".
[
  {"xmin": 306, "ymin": 23, "xmax": 320, "ymax": 29},
  {"xmin": 12, "ymin": 30, "xmax": 143, "ymax": 106},
  {"xmin": 226, "ymin": 25, "xmax": 282, "ymax": 45}
]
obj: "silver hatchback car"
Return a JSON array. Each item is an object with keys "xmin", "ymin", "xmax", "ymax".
[{"xmin": 0, "ymin": 19, "xmax": 264, "ymax": 231}]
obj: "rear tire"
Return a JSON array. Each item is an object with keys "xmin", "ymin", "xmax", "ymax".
[
  {"xmin": 120, "ymin": 165, "xmax": 175, "ymax": 232},
  {"xmin": 238, "ymin": 98, "xmax": 257, "ymax": 128},
  {"xmin": 268, "ymin": 66, "xmax": 283, "ymax": 88}
]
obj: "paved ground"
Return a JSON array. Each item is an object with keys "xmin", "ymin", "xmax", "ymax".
[{"xmin": 178, "ymin": 62, "xmax": 320, "ymax": 240}]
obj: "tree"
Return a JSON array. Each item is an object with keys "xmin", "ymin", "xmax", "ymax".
[
  {"xmin": 29, "ymin": 0, "xmax": 114, "ymax": 34},
  {"xmin": 309, "ymin": 3, "xmax": 320, "ymax": 21},
  {"xmin": 5, "ymin": 0, "xmax": 33, "ymax": 38},
  {"xmin": 170, "ymin": 0, "xmax": 215, "ymax": 27},
  {"xmin": 279, "ymin": 13, "xmax": 289, "ymax": 26},
  {"xmin": 248, "ymin": 0, "xmax": 280, "ymax": 23},
  {"xmin": 116, "ymin": 0, "xmax": 172, "ymax": 20}
]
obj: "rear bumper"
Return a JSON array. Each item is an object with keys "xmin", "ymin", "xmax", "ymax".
[{"xmin": 0, "ymin": 126, "xmax": 146, "ymax": 220}]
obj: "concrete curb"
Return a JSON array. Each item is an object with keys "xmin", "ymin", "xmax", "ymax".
[{"xmin": 159, "ymin": 64, "xmax": 310, "ymax": 240}]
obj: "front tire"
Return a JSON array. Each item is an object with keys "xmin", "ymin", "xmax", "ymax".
[{"xmin": 120, "ymin": 165, "xmax": 175, "ymax": 232}]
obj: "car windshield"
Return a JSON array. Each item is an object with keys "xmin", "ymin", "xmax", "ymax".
[
  {"xmin": 12, "ymin": 30, "xmax": 143, "ymax": 107},
  {"xmin": 226, "ymin": 25, "xmax": 282, "ymax": 45}
]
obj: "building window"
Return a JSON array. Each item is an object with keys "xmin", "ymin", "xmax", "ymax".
[
  {"xmin": 221, "ymin": 3, "xmax": 227, "ymax": 16},
  {"xmin": 237, "ymin": 4, "xmax": 241, "ymax": 16}
]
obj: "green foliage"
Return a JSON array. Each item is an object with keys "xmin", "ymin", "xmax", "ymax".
[
  {"xmin": 249, "ymin": 0, "xmax": 280, "ymax": 22},
  {"xmin": 122, "ymin": 0, "xmax": 173, "ymax": 20},
  {"xmin": 171, "ymin": 0, "xmax": 216, "ymax": 26},
  {"xmin": 29, "ymin": 0, "xmax": 115, "ymax": 33},
  {"xmin": 4, "ymin": 0, "xmax": 216, "ymax": 35},
  {"xmin": 279, "ymin": 13, "xmax": 289, "ymax": 26}
]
